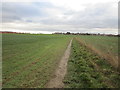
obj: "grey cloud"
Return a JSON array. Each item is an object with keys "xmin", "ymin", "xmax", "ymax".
[
  {"xmin": 2, "ymin": 2, "xmax": 51, "ymax": 23},
  {"xmin": 38, "ymin": 2, "xmax": 117, "ymax": 29},
  {"xmin": 1, "ymin": 1, "xmax": 118, "ymax": 34},
  {"xmin": 67, "ymin": 3, "xmax": 117, "ymax": 29}
]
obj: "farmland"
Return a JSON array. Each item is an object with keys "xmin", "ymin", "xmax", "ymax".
[
  {"xmin": 2, "ymin": 33, "xmax": 72, "ymax": 88},
  {"xmin": 64, "ymin": 38, "xmax": 120, "ymax": 88},
  {"xmin": 76, "ymin": 35, "xmax": 119, "ymax": 68},
  {"xmin": 2, "ymin": 33, "xmax": 119, "ymax": 88}
]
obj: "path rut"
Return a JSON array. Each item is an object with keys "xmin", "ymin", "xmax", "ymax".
[{"xmin": 46, "ymin": 39, "xmax": 72, "ymax": 88}]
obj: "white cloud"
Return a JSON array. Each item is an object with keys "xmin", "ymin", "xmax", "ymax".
[
  {"xmin": 49, "ymin": 0, "xmax": 118, "ymax": 11},
  {"xmin": 1, "ymin": 0, "xmax": 118, "ymax": 34}
]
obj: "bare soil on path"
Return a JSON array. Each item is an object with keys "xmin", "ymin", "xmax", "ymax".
[{"xmin": 46, "ymin": 39, "xmax": 72, "ymax": 88}]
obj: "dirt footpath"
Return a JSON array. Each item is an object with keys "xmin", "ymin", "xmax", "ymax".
[{"xmin": 46, "ymin": 39, "xmax": 72, "ymax": 88}]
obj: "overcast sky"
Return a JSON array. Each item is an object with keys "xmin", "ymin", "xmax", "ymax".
[{"xmin": 0, "ymin": 0, "xmax": 118, "ymax": 34}]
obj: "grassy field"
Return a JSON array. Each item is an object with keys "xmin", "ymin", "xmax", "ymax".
[
  {"xmin": 2, "ymin": 33, "xmax": 72, "ymax": 88},
  {"xmin": 76, "ymin": 35, "xmax": 119, "ymax": 68},
  {"xmin": 2, "ymin": 33, "xmax": 119, "ymax": 88},
  {"xmin": 64, "ymin": 38, "xmax": 120, "ymax": 88}
]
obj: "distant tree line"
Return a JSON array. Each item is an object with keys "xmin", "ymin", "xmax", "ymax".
[
  {"xmin": 0, "ymin": 31, "xmax": 42, "ymax": 34},
  {"xmin": 0, "ymin": 31, "xmax": 24, "ymax": 34},
  {"xmin": 1, "ymin": 31, "xmax": 120, "ymax": 37},
  {"xmin": 53, "ymin": 32, "xmax": 120, "ymax": 37}
]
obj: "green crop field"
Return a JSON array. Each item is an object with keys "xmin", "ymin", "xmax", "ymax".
[
  {"xmin": 2, "ymin": 33, "xmax": 119, "ymax": 88},
  {"xmin": 76, "ymin": 35, "xmax": 119, "ymax": 68},
  {"xmin": 2, "ymin": 33, "xmax": 72, "ymax": 88},
  {"xmin": 78, "ymin": 35, "xmax": 118, "ymax": 56},
  {"xmin": 64, "ymin": 38, "xmax": 120, "ymax": 88}
]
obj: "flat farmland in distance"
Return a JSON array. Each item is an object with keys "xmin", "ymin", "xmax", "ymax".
[
  {"xmin": 2, "ymin": 33, "xmax": 72, "ymax": 88},
  {"xmin": 76, "ymin": 35, "xmax": 119, "ymax": 68}
]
